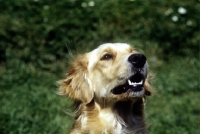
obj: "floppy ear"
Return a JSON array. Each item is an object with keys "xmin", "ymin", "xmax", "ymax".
[{"xmin": 58, "ymin": 55, "xmax": 94, "ymax": 104}]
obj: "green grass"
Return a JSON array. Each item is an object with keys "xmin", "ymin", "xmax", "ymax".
[
  {"xmin": 0, "ymin": 60, "xmax": 74, "ymax": 134},
  {"xmin": 146, "ymin": 56, "xmax": 200, "ymax": 134}
]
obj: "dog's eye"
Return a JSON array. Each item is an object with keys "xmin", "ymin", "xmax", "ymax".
[{"xmin": 100, "ymin": 54, "xmax": 113, "ymax": 60}]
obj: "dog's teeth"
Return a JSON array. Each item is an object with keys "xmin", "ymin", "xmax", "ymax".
[
  {"xmin": 128, "ymin": 79, "xmax": 143, "ymax": 86},
  {"xmin": 138, "ymin": 80, "xmax": 143, "ymax": 85},
  {"xmin": 133, "ymin": 80, "xmax": 143, "ymax": 86},
  {"xmin": 128, "ymin": 79, "xmax": 132, "ymax": 85}
]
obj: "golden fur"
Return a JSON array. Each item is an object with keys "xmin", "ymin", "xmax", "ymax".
[{"xmin": 58, "ymin": 43, "xmax": 152, "ymax": 134}]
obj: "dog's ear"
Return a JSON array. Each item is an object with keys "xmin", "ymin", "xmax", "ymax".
[{"xmin": 58, "ymin": 55, "xmax": 94, "ymax": 104}]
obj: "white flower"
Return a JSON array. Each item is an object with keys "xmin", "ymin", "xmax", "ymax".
[
  {"xmin": 88, "ymin": 1, "xmax": 95, "ymax": 7},
  {"xmin": 81, "ymin": 2, "xmax": 87, "ymax": 7},
  {"xmin": 172, "ymin": 16, "xmax": 178, "ymax": 22},
  {"xmin": 178, "ymin": 7, "xmax": 187, "ymax": 14}
]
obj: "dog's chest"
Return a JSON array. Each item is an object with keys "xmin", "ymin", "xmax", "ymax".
[
  {"xmin": 77, "ymin": 109, "xmax": 123, "ymax": 134},
  {"xmin": 100, "ymin": 111, "xmax": 123, "ymax": 134}
]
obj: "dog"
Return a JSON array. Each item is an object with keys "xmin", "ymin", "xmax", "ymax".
[{"xmin": 58, "ymin": 43, "xmax": 152, "ymax": 134}]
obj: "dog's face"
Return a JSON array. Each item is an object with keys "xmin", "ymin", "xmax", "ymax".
[{"xmin": 59, "ymin": 43, "xmax": 151, "ymax": 104}]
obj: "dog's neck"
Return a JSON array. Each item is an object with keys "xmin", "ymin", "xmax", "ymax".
[{"xmin": 69, "ymin": 98, "xmax": 147, "ymax": 134}]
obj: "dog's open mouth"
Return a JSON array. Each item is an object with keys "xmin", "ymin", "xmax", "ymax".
[{"xmin": 111, "ymin": 73, "xmax": 145, "ymax": 96}]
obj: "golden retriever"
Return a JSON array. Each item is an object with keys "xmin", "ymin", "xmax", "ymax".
[{"xmin": 58, "ymin": 43, "xmax": 152, "ymax": 134}]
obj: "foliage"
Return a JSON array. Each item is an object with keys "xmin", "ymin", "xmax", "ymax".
[
  {"xmin": 0, "ymin": 0, "xmax": 199, "ymax": 63},
  {"xmin": 0, "ymin": 0, "xmax": 199, "ymax": 133}
]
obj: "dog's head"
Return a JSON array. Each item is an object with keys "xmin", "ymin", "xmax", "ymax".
[{"xmin": 58, "ymin": 43, "xmax": 152, "ymax": 104}]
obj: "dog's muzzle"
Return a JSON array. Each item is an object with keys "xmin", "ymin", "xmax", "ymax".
[{"xmin": 111, "ymin": 53, "xmax": 147, "ymax": 96}]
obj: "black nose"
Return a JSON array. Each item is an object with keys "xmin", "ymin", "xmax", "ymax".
[{"xmin": 128, "ymin": 53, "xmax": 146, "ymax": 68}]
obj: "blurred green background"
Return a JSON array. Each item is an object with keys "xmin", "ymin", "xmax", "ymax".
[{"xmin": 0, "ymin": 0, "xmax": 199, "ymax": 133}]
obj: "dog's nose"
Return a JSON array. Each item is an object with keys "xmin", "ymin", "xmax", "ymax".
[{"xmin": 128, "ymin": 53, "xmax": 146, "ymax": 68}]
